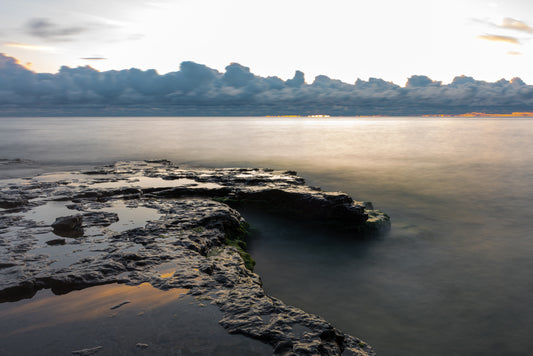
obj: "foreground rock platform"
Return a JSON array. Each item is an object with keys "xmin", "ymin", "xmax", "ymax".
[{"xmin": 0, "ymin": 160, "xmax": 390, "ymax": 355}]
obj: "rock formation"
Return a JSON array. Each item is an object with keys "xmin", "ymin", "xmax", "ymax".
[{"xmin": 0, "ymin": 160, "xmax": 390, "ymax": 355}]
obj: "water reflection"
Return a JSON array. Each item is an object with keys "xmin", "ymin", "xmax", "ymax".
[
  {"xmin": 98, "ymin": 200, "xmax": 161, "ymax": 232},
  {"xmin": 0, "ymin": 283, "xmax": 189, "ymax": 336},
  {"xmin": 0, "ymin": 282, "xmax": 271, "ymax": 355},
  {"xmin": 0, "ymin": 199, "xmax": 163, "ymax": 271}
]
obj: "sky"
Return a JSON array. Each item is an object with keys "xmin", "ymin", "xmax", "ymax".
[{"xmin": 1, "ymin": 0, "xmax": 532, "ymax": 86}]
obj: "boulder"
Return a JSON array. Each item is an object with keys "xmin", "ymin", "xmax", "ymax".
[{"xmin": 51, "ymin": 215, "xmax": 83, "ymax": 237}]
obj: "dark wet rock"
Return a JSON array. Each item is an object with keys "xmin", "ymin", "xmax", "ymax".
[
  {"xmin": 274, "ymin": 340, "xmax": 294, "ymax": 354},
  {"xmin": 0, "ymin": 193, "xmax": 28, "ymax": 209},
  {"xmin": 0, "ymin": 215, "xmax": 22, "ymax": 230},
  {"xmin": 110, "ymin": 300, "xmax": 131, "ymax": 310},
  {"xmin": 0, "ymin": 262, "xmax": 18, "ymax": 269},
  {"xmin": 97, "ymin": 261, "xmax": 127, "ymax": 275},
  {"xmin": 362, "ymin": 201, "xmax": 374, "ymax": 210},
  {"xmin": 144, "ymin": 159, "xmax": 173, "ymax": 165},
  {"xmin": 82, "ymin": 211, "xmax": 119, "ymax": 227},
  {"xmin": 81, "ymin": 169, "xmax": 110, "ymax": 175},
  {"xmin": 135, "ymin": 343, "xmax": 149, "ymax": 349},
  {"xmin": 0, "ymin": 160, "xmax": 387, "ymax": 355},
  {"xmin": 66, "ymin": 203, "xmax": 84, "ymax": 211},
  {"xmin": 232, "ymin": 188, "xmax": 369, "ymax": 226},
  {"xmin": 51, "ymin": 215, "xmax": 84, "ymax": 238},
  {"xmin": 0, "ymin": 282, "xmax": 39, "ymax": 302},
  {"xmin": 46, "ymin": 238, "xmax": 66, "ymax": 246},
  {"xmin": 71, "ymin": 346, "xmax": 103, "ymax": 355},
  {"xmin": 148, "ymin": 186, "xmax": 231, "ymax": 198}
]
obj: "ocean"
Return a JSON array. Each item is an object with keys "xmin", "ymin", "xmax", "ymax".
[{"xmin": 1, "ymin": 116, "xmax": 533, "ymax": 355}]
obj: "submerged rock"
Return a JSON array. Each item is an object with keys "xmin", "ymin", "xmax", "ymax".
[
  {"xmin": 135, "ymin": 343, "xmax": 149, "ymax": 350},
  {"xmin": 0, "ymin": 160, "xmax": 389, "ymax": 355},
  {"xmin": 45, "ymin": 238, "xmax": 66, "ymax": 246}
]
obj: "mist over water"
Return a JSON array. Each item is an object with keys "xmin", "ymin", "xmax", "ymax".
[{"xmin": 2, "ymin": 116, "xmax": 533, "ymax": 355}]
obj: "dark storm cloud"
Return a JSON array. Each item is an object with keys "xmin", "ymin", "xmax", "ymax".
[
  {"xmin": 405, "ymin": 75, "xmax": 442, "ymax": 88},
  {"xmin": 1, "ymin": 53, "xmax": 533, "ymax": 116},
  {"xmin": 26, "ymin": 18, "xmax": 87, "ymax": 41}
]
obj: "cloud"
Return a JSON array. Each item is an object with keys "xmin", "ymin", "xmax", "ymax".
[
  {"xmin": 405, "ymin": 75, "xmax": 442, "ymax": 88},
  {"xmin": 510, "ymin": 77, "xmax": 525, "ymax": 85},
  {"xmin": 222, "ymin": 63, "xmax": 255, "ymax": 88},
  {"xmin": 500, "ymin": 18, "xmax": 533, "ymax": 33},
  {"xmin": 0, "ymin": 53, "xmax": 31, "ymax": 72},
  {"xmin": 477, "ymin": 34, "xmax": 520, "ymax": 44},
  {"xmin": 286, "ymin": 71, "xmax": 305, "ymax": 88},
  {"xmin": 25, "ymin": 18, "xmax": 86, "ymax": 41},
  {"xmin": 507, "ymin": 51, "xmax": 522, "ymax": 55},
  {"xmin": 3, "ymin": 42, "xmax": 54, "ymax": 51},
  {"xmin": 1, "ymin": 53, "xmax": 533, "ymax": 116},
  {"xmin": 80, "ymin": 57, "xmax": 107, "ymax": 61},
  {"xmin": 474, "ymin": 17, "xmax": 533, "ymax": 34},
  {"xmin": 128, "ymin": 34, "xmax": 145, "ymax": 41}
]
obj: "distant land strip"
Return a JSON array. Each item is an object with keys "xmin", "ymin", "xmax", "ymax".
[
  {"xmin": 269, "ymin": 113, "xmax": 533, "ymax": 118},
  {"xmin": 424, "ymin": 112, "xmax": 533, "ymax": 118}
]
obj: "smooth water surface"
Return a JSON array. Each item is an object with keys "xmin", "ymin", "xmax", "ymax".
[
  {"xmin": 0, "ymin": 283, "xmax": 270, "ymax": 355},
  {"xmin": 2, "ymin": 116, "xmax": 533, "ymax": 355}
]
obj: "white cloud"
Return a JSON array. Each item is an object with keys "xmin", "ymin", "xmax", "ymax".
[
  {"xmin": 477, "ymin": 34, "xmax": 520, "ymax": 44},
  {"xmin": 4, "ymin": 42, "xmax": 55, "ymax": 51},
  {"xmin": 500, "ymin": 18, "xmax": 533, "ymax": 33}
]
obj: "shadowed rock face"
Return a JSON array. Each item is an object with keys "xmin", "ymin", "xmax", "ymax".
[{"xmin": 0, "ymin": 160, "xmax": 389, "ymax": 355}]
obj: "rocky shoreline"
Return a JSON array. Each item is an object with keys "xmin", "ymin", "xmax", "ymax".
[{"xmin": 0, "ymin": 160, "xmax": 390, "ymax": 355}]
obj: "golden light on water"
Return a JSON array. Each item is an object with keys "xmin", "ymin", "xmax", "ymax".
[
  {"xmin": 160, "ymin": 271, "xmax": 176, "ymax": 278},
  {"xmin": 0, "ymin": 283, "xmax": 189, "ymax": 336}
]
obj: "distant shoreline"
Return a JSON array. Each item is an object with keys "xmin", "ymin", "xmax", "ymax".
[{"xmin": 1, "ymin": 111, "xmax": 533, "ymax": 118}]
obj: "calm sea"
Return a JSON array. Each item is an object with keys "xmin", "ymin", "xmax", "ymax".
[{"xmin": 1, "ymin": 116, "xmax": 533, "ymax": 355}]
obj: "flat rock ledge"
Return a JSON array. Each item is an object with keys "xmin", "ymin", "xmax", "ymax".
[{"xmin": 0, "ymin": 160, "xmax": 390, "ymax": 355}]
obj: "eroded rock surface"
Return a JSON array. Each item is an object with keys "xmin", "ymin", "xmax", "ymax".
[{"xmin": 0, "ymin": 160, "xmax": 390, "ymax": 355}]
